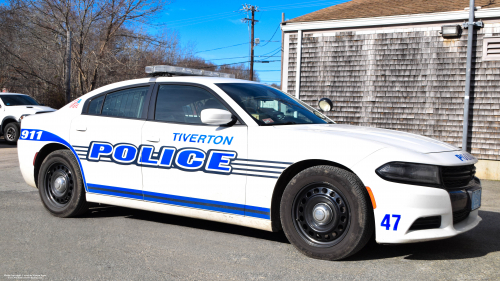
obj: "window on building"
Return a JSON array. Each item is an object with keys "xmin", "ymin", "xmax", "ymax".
[{"xmin": 483, "ymin": 37, "xmax": 500, "ymax": 61}]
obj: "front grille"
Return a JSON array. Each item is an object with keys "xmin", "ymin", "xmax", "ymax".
[
  {"xmin": 441, "ymin": 165, "xmax": 476, "ymax": 188},
  {"xmin": 453, "ymin": 208, "xmax": 470, "ymax": 224},
  {"xmin": 409, "ymin": 216, "xmax": 442, "ymax": 231}
]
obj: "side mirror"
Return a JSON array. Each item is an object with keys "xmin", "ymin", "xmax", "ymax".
[
  {"xmin": 318, "ymin": 98, "xmax": 333, "ymax": 112},
  {"xmin": 201, "ymin": 108, "xmax": 234, "ymax": 126}
]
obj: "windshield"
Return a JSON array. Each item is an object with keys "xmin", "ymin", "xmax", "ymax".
[
  {"xmin": 216, "ymin": 83, "xmax": 333, "ymax": 126},
  {"xmin": 0, "ymin": 95, "xmax": 39, "ymax": 106}
]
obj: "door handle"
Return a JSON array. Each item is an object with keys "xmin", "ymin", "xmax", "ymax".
[
  {"xmin": 76, "ymin": 126, "xmax": 87, "ymax": 132},
  {"xmin": 146, "ymin": 136, "xmax": 160, "ymax": 142}
]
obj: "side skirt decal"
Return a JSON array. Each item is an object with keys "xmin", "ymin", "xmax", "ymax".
[{"xmin": 87, "ymin": 183, "xmax": 270, "ymax": 220}]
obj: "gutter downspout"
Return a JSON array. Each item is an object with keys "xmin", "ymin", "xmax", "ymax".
[
  {"xmin": 295, "ymin": 30, "xmax": 303, "ymax": 99},
  {"xmin": 281, "ymin": 13, "xmax": 285, "ymax": 90},
  {"xmin": 462, "ymin": 0, "xmax": 479, "ymax": 151}
]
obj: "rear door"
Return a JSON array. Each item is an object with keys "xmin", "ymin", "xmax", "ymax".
[
  {"xmin": 70, "ymin": 84, "xmax": 154, "ymax": 198},
  {"xmin": 140, "ymin": 83, "xmax": 249, "ymax": 216}
]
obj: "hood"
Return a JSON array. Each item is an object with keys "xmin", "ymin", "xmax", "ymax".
[
  {"xmin": 7, "ymin": 105, "xmax": 56, "ymax": 115},
  {"xmin": 275, "ymin": 124, "xmax": 459, "ymax": 154}
]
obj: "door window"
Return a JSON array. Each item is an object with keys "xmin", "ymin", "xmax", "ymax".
[
  {"xmin": 99, "ymin": 87, "xmax": 149, "ymax": 118},
  {"xmin": 154, "ymin": 85, "xmax": 228, "ymax": 124},
  {"xmin": 87, "ymin": 95, "xmax": 105, "ymax": 115}
]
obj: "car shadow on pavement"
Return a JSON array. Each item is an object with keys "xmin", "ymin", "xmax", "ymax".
[
  {"xmin": 0, "ymin": 137, "xmax": 16, "ymax": 148},
  {"xmin": 83, "ymin": 205, "xmax": 500, "ymax": 260},
  {"xmin": 82, "ymin": 204, "xmax": 291, "ymax": 244},
  {"xmin": 348, "ymin": 210, "xmax": 500, "ymax": 261}
]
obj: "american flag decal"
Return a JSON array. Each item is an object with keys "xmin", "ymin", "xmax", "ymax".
[{"xmin": 69, "ymin": 99, "xmax": 82, "ymax": 109}]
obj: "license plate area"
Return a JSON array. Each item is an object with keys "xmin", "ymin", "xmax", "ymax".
[{"xmin": 470, "ymin": 189, "xmax": 482, "ymax": 211}]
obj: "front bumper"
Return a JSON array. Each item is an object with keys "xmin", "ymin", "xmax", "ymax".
[
  {"xmin": 352, "ymin": 150, "xmax": 482, "ymax": 244},
  {"xmin": 372, "ymin": 180, "xmax": 482, "ymax": 244}
]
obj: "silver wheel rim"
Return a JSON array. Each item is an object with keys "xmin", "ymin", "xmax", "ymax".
[{"xmin": 5, "ymin": 127, "xmax": 16, "ymax": 141}]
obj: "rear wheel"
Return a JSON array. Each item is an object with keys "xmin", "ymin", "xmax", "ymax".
[
  {"xmin": 38, "ymin": 150, "xmax": 89, "ymax": 217},
  {"xmin": 4, "ymin": 122, "xmax": 20, "ymax": 144},
  {"xmin": 280, "ymin": 165, "xmax": 373, "ymax": 260}
]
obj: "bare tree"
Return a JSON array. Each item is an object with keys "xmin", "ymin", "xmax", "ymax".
[{"xmin": 0, "ymin": 0, "xmax": 258, "ymax": 108}]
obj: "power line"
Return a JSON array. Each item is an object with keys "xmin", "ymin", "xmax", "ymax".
[
  {"xmin": 158, "ymin": 1, "xmax": 346, "ymax": 29},
  {"xmin": 195, "ymin": 42, "xmax": 249, "ymax": 54},
  {"xmin": 259, "ymin": 25, "xmax": 280, "ymax": 47},
  {"xmin": 200, "ymin": 59, "xmax": 281, "ymax": 69},
  {"xmin": 162, "ymin": 11, "xmax": 235, "ymax": 24},
  {"xmin": 259, "ymin": 47, "xmax": 282, "ymax": 57},
  {"xmin": 209, "ymin": 56, "xmax": 281, "ymax": 61}
]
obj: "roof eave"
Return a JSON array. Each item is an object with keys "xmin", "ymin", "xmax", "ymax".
[{"xmin": 281, "ymin": 7, "xmax": 500, "ymax": 31}]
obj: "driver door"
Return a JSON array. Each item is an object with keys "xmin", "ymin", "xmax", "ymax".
[{"xmin": 141, "ymin": 83, "xmax": 248, "ymax": 216}]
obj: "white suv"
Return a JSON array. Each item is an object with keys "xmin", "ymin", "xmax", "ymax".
[{"xmin": 0, "ymin": 93, "xmax": 55, "ymax": 144}]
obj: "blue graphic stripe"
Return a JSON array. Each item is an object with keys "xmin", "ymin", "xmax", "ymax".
[
  {"xmin": 233, "ymin": 168, "xmax": 282, "ymax": 174},
  {"xmin": 20, "ymin": 129, "xmax": 89, "ymax": 192},
  {"xmin": 88, "ymin": 184, "xmax": 143, "ymax": 200},
  {"xmin": 232, "ymin": 163, "xmax": 287, "ymax": 170},
  {"xmin": 72, "ymin": 145, "xmax": 88, "ymax": 148},
  {"xmin": 87, "ymin": 184, "xmax": 270, "ymax": 219},
  {"xmin": 232, "ymin": 172, "xmax": 279, "ymax": 179},
  {"xmin": 236, "ymin": 158, "xmax": 293, "ymax": 165}
]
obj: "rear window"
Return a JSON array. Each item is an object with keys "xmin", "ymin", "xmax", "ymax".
[{"xmin": 87, "ymin": 87, "xmax": 148, "ymax": 119}]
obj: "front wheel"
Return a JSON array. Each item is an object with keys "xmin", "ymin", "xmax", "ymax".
[
  {"xmin": 280, "ymin": 165, "xmax": 374, "ymax": 260},
  {"xmin": 38, "ymin": 150, "xmax": 89, "ymax": 217},
  {"xmin": 4, "ymin": 122, "xmax": 20, "ymax": 144}
]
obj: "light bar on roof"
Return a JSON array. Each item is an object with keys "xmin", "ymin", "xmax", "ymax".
[{"xmin": 145, "ymin": 65, "xmax": 235, "ymax": 78}]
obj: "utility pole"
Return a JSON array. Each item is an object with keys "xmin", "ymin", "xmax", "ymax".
[
  {"xmin": 65, "ymin": 29, "xmax": 72, "ymax": 104},
  {"xmin": 242, "ymin": 4, "xmax": 259, "ymax": 81}
]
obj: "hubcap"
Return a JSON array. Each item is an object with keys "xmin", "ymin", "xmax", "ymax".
[
  {"xmin": 292, "ymin": 183, "xmax": 351, "ymax": 247},
  {"xmin": 313, "ymin": 203, "xmax": 333, "ymax": 225},
  {"xmin": 44, "ymin": 163, "xmax": 74, "ymax": 207},
  {"xmin": 53, "ymin": 176, "xmax": 67, "ymax": 195}
]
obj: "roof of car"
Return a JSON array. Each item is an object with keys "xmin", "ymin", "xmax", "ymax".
[
  {"xmin": 153, "ymin": 76, "xmax": 257, "ymax": 84},
  {"xmin": 79, "ymin": 76, "xmax": 261, "ymax": 101}
]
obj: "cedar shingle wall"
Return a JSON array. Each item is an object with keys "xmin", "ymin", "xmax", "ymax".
[{"xmin": 286, "ymin": 23, "xmax": 500, "ymax": 160}]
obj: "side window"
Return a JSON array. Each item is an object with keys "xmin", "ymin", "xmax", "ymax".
[
  {"xmin": 87, "ymin": 95, "xmax": 105, "ymax": 115},
  {"xmin": 155, "ymin": 85, "xmax": 228, "ymax": 124},
  {"xmin": 101, "ymin": 87, "xmax": 149, "ymax": 118}
]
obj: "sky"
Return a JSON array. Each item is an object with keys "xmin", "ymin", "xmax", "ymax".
[
  {"xmin": 158, "ymin": 0, "xmax": 350, "ymax": 85},
  {"xmin": 0, "ymin": 0, "xmax": 350, "ymax": 85}
]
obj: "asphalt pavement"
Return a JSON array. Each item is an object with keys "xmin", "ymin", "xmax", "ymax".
[{"xmin": 1, "ymin": 138, "xmax": 499, "ymax": 280}]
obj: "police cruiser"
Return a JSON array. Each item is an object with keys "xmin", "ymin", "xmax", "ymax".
[{"xmin": 17, "ymin": 65, "xmax": 482, "ymax": 260}]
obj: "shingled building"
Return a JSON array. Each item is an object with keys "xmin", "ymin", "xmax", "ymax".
[{"xmin": 281, "ymin": 0, "xmax": 500, "ymax": 180}]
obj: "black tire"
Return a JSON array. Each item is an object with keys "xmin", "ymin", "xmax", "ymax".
[
  {"xmin": 38, "ymin": 149, "xmax": 89, "ymax": 217},
  {"xmin": 280, "ymin": 165, "xmax": 374, "ymax": 260},
  {"xmin": 4, "ymin": 122, "xmax": 20, "ymax": 144}
]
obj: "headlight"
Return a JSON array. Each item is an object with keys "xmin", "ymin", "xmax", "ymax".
[{"xmin": 376, "ymin": 162, "xmax": 441, "ymax": 186}]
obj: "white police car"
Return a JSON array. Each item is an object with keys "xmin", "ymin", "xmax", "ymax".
[{"xmin": 17, "ymin": 65, "xmax": 482, "ymax": 260}]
